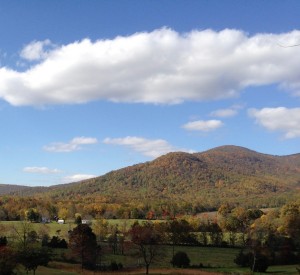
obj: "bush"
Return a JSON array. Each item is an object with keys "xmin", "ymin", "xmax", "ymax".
[
  {"xmin": 234, "ymin": 250, "xmax": 269, "ymax": 272},
  {"xmin": 0, "ymin": 236, "xmax": 7, "ymax": 247},
  {"xmin": 110, "ymin": 261, "xmax": 119, "ymax": 271},
  {"xmin": 234, "ymin": 250, "xmax": 250, "ymax": 267},
  {"xmin": 171, "ymin": 251, "xmax": 190, "ymax": 268},
  {"xmin": 47, "ymin": 236, "xmax": 68, "ymax": 249},
  {"xmin": 0, "ymin": 246, "xmax": 18, "ymax": 275},
  {"xmin": 250, "ymin": 253, "xmax": 269, "ymax": 273}
]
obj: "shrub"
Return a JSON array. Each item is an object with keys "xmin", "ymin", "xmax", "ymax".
[
  {"xmin": 48, "ymin": 236, "xmax": 68, "ymax": 248},
  {"xmin": 0, "ymin": 236, "xmax": 7, "ymax": 247},
  {"xmin": 250, "ymin": 253, "xmax": 269, "ymax": 273},
  {"xmin": 0, "ymin": 246, "xmax": 17, "ymax": 275},
  {"xmin": 234, "ymin": 250, "xmax": 250, "ymax": 267},
  {"xmin": 171, "ymin": 251, "xmax": 190, "ymax": 268},
  {"xmin": 110, "ymin": 261, "xmax": 119, "ymax": 271},
  {"xmin": 234, "ymin": 250, "xmax": 269, "ymax": 272}
]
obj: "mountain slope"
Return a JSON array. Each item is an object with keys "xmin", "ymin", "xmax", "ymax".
[
  {"xmin": 8, "ymin": 145, "xmax": 300, "ymax": 208},
  {"xmin": 0, "ymin": 184, "xmax": 29, "ymax": 195}
]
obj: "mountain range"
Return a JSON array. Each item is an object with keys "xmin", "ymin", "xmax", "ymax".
[{"xmin": 2, "ymin": 145, "xmax": 300, "ymax": 209}]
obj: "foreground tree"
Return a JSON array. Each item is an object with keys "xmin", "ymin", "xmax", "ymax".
[
  {"xmin": 18, "ymin": 246, "xmax": 52, "ymax": 275},
  {"xmin": 129, "ymin": 222, "xmax": 162, "ymax": 275},
  {"xmin": 234, "ymin": 249, "xmax": 269, "ymax": 273},
  {"xmin": 166, "ymin": 219, "xmax": 196, "ymax": 264},
  {"xmin": 0, "ymin": 246, "xmax": 18, "ymax": 275},
  {"xmin": 69, "ymin": 224, "xmax": 97, "ymax": 270},
  {"xmin": 11, "ymin": 221, "xmax": 34, "ymax": 250},
  {"xmin": 279, "ymin": 202, "xmax": 300, "ymax": 244}
]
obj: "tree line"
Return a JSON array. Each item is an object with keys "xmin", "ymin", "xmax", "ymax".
[{"xmin": 0, "ymin": 201, "xmax": 299, "ymax": 274}]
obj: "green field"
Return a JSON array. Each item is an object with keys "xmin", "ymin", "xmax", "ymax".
[
  {"xmin": 5, "ymin": 244, "xmax": 300, "ymax": 274},
  {"xmin": 1, "ymin": 220, "xmax": 299, "ymax": 274}
]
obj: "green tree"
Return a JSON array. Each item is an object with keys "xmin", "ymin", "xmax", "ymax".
[
  {"xmin": 26, "ymin": 208, "xmax": 40, "ymax": 222},
  {"xmin": 171, "ymin": 251, "xmax": 190, "ymax": 268},
  {"xmin": 18, "ymin": 246, "xmax": 52, "ymax": 275},
  {"xmin": 129, "ymin": 222, "xmax": 162, "ymax": 275},
  {"xmin": 207, "ymin": 222, "xmax": 223, "ymax": 246},
  {"xmin": 279, "ymin": 202, "xmax": 300, "ymax": 242},
  {"xmin": 198, "ymin": 221, "xmax": 209, "ymax": 246},
  {"xmin": 58, "ymin": 207, "xmax": 69, "ymax": 221},
  {"xmin": 74, "ymin": 213, "xmax": 82, "ymax": 225},
  {"xmin": 0, "ymin": 246, "xmax": 18, "ymax": 275},
  {"xmin": 93, "ymin": 218, "xmax": 109, "ymax": 242},
  {"xmin": 11, "ymin": 221, "xmax": 34, "ymax": 250},
  {"xmin": 166, "ymin": 219, "xmax": 196, "ymax": 264},
  {"xmin": 69, "ymin": 224, "xmax": 97, "ymax": 270}
]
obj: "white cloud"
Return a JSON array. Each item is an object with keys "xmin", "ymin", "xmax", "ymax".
[
  {"xmin": 210, "ymin": 104, "xmax": 244, "ymax": 118},
  {"xmin": 23, "ymin": 166, "xmax": 61, "ymax": 174},
  {"xmin": 1, "ymin": 29, "xmax": 300, "ymax": 106},
  {"xmin": 103, "ymin": 136, "xmax": 192, "ymax": 158},
  {"xmin": 249, "ymin": 107, "xmax": 300, "ymax": 138},
  {"xmin": 210, "ymin": 108, "xmax": 237, "ymax": 118},
  {"xmin": 63, "ymin": 174, "xmax": 96, "ymax": 183},
  {"xmin": 20, "ymin": 39, "xmax": 54, "ymax": 61},
  {"xmin": 182, "ymin": 120, "xmax": 223, "ymax": 132},
  {"xmin": 44, "ymin": 136, "xmax": 98, "ymax": 152}
]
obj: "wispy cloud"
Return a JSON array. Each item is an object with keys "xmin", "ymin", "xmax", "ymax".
[
  {"xmin": 63, "ymin": 174, "xmax": 96, "ymax": 183},
  {"xmin": 210, "ymin": 108, "xmax": 237, "ymax": 118},
  {"xmin": 210, "ymin": 105, "xmax": 243, "ymax": 118},
  {"xmin": 23, "ymin": 166, "xmax": 61, "ymax": 174},
  {"xmin": 20, "ymin": 39, "xmax": 55, "ymax": 61},
  {"xmin": 103, "ymin": 136, "xmax": 193, "ymax": 158},
  {"xmin": 182, "ymin": 120, "xmax": 223, "ymax": 132},
  {"xmin": 44, "ymin": 136, "xmax": 98, "ymax": 152},
  {"xmin": 248, "ymin": 107, "xmax": 300, "ymax": 138},
  {"xmin": 0, "ymin": 29, "xmax": 300, "ymax": 106}
]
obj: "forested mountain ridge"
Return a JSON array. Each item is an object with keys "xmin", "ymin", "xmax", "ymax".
[
  {"xmin": 7, "ymin": 145, "xmax": 300, "ymax": 209},
  {"xmin": 0, "ymin": 184, "xmax": 29, "ymax": 195}
]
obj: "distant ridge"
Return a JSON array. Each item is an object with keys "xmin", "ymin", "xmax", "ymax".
[
  {"xmin": 0, "ymin": 184, "xmax": 29, "ymax": 195},
  {"xmin": 5, "ymin": 145, "xmax": 300, "ymax": 208}
]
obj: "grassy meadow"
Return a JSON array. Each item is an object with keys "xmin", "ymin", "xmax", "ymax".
[{"xmin": 1, "ymin": 220, "xmax": 299, "ymax": 274}]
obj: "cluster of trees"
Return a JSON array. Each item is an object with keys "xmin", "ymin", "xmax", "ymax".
[
  {"xmin": 216, "ymin": 202, "xmax": 300, "ymax": 271},
  {"xmin": 0, "ymin": 191, "xmax": 296, "ymax": 224},
  {"xmin": 5, "ymin": 147, "xmax": 300, "ymax": 218},
  {"xmin": 0, "ymin": 201, "xmax": 299, "ymax": 274},
  {"xmin": 0, "ymin": 222, "xmax": 52, "ymax": 275},
  {"xmin": 66, "ymin": 201, "xmax": 300, "ymax": 273}
]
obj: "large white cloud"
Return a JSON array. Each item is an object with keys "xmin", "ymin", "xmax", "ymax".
[
  {"xmin": 44, "ymin": 136, "xmax": 98, "ymax": 152},
  {"xmin": 1, "ymin": 28, "xmax": 300, "ymax": 106},
  {"xmin": 249, "ymin": 107, "xmax": 300, "ymax": 138},
  {"xmin": 103, "ymin": 136, "xmax": 193, "ymax": 158}
]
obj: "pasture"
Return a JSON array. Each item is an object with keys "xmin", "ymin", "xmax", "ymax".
[{"xmin": 0, "ymin": 220, "xmax": 299, "ymax": 274}]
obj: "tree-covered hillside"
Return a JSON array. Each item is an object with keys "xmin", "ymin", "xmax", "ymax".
[
  {"xmin": 8, "ymin": 145, "xmax": 300, "ymax": 210},
  {"xmin": 0, "ymin": 184, "xmax": 29, "ymax": 195}
]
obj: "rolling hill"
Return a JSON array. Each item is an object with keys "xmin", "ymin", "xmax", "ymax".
[
  {"xmin": 0, "ymin": 184, "xmax": 29, "ymax": 195},
  {"xmin": 6, "ymin": 145, "xmax": 300, "ymax": 209}
]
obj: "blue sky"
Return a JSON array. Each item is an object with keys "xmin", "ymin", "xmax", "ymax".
[{"xmin": 0, "ymin": 0, "xmax": 300, "ymax": 186}]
